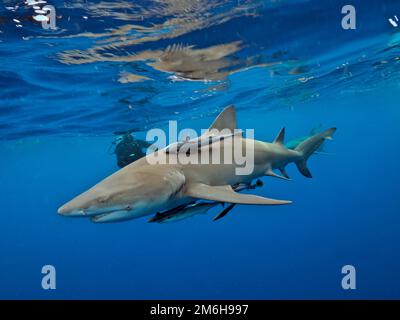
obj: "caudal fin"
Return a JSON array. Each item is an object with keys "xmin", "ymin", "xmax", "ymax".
[{"xmin": 294, "ymin": 127, "xmax": 336, "ymax": 178}]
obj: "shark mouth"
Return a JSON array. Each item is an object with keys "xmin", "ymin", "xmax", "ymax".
[
  {"xmin": 90, "ymin": 209, "xmax": 135, "ymax": 223},
  {"xmin": 58, "ymin": 204, "xmax": 132, "ymax": 217}
]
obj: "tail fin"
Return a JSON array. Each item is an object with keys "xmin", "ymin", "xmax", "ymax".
[{"xmin": 294, "ymin": 127, "xmax": 336, "ymax": 178}]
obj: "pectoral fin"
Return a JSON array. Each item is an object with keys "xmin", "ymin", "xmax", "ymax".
[{"xmin": 184, "ymin": 183, "xmax": 291, "ymax": 205}]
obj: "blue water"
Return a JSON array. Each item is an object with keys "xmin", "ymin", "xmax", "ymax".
[{"xmin": 1, "ymin": 0, "xmax": 400, "ymax": 299}]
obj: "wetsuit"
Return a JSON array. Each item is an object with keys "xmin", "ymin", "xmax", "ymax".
[{"xmin": 114, "ymin": 134, "xmax": 150, "ymax": 168}]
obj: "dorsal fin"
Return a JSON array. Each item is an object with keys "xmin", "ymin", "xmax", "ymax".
[
  {"xmin": 206, "ymin": 105, "xmax": 237, "ymax": 134},
  {"xmin": 273, "ymin": 127, "xmax": 285, "ymax": 145}
]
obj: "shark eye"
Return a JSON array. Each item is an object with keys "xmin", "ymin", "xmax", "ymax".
[{"xmin": 98, "ymin": 196, "xmax": 108, "ymax": 204}]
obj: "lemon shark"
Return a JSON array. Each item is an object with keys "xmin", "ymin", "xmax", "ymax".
[{"xmin": 58, "ymin": 106, "xmax": 336, "ymax": 223}]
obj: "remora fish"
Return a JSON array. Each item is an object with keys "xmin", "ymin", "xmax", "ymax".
[
  {"xmin": 148, "ymin": 202, "xmax": 220, "ymax": 223},
  {"xmin": 148, "ymin": 179, "xmax": 264, "ymax": 223},
  {"xmin": 58, "ymin": 105, "xmax": 336, "ymax": 223}
]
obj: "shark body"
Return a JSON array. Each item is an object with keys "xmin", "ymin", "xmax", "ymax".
[{"xmin": 58, "ymin": 106, "xmax": 336, "ymax": 223}]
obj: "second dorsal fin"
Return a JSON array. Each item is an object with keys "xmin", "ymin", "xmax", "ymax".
[{"xmin": 273, "ymin": 127, "xmax": 285, "ymax": 145}]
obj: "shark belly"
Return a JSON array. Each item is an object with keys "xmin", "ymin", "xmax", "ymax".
[{"xmin": 91, "ymin": 197, "xmax": 191, "ymax": 223}]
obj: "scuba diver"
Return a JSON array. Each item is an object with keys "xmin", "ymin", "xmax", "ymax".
[{"xmin": 111, "ymin": 131, "xmax": 151, "ymax": 168}]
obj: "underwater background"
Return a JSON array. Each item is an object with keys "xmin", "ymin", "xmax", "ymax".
[{"xmin": 1, "ymin": 0, "xmax": 400, "ymax": 299}]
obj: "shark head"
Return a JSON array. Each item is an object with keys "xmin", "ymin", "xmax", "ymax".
[
  {"xmin": 57, "ymin": 180, "xmax": 136, "ymax": 217},
  {"xmin": 58, "ymin": 166, "xmax": 187, "ymax": 220}
]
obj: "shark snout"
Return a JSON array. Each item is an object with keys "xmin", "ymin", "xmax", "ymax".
[
  {"xmin": 57, "ymin": 205, "xmax": 68, "ymax": 215},
  {"xmin": 57, "ymin": 197, "xmax": 132, "ymax": 217},
  {"xmin": 57, "ymin": 203, "xmax": 86, "ymax": 216}
]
